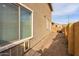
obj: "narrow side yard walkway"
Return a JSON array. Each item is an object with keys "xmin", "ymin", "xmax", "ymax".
[
  {"xmin": 24, "ymin": 32, "xmax": 68, "ymax": 56},
  {"xmin": 41, "ymin": 33, "xmax": 68, "ymax": 56}
]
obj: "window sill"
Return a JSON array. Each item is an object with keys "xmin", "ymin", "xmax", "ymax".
[{"xmin": 0, "ymin": 36, "xmax": 33, "ymax": 53}]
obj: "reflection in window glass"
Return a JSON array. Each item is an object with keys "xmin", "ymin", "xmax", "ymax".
[
  {"xmin": 20, "ymin": 7, "xmax": 32, "ymax": 39},
  {"xmin": 0, "ymin": 4, "xmax": 32, "ymax": 46},
  {"xmin": 0, "ymin": 4, "xmax": 19, "ymax": 46}
]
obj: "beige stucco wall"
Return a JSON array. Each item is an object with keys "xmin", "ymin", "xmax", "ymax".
[
  {"xmin": 23, "ymin": 3, "xmax": 52, "ymax": 48},
  {"xmin": 51, "ymin": 24, "xmax": 63, "ymax": 33},
  {"xmin": 0, "ymin": 3, "xmax": 52, "ymax": 56},
  {"xmin": 51, "ymin": 24, "xmax": 58, "ymax": 32}
]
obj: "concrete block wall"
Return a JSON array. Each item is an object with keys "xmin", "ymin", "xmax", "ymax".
[
  {"xmin": 64, "ymin": 22, "xmax": 79, "ymax": 55},
  {"xmin": 63, "ymin": 24, "xmax": 74, "ymax": 55},
  {"xmin": 64, "ymin": 24, "xmax": 69, "ymax": 39},
  {"xmin": 74, "ymin": 22, "xmax": 79, "ymax": 55},
  {"xmin": 68, "ymin": 23, "xmax": 74, "ymax": 55}
]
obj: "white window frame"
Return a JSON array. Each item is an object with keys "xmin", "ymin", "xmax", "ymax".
[
  {"xmin": 46, "ymin": 18, "xmax": 50, "ymax": 31},
  {"xmin": 46, "ymin": 17, "xmax": 51, "ymax": 32},
  {"xmin": 0, "ymin": 3, "xmax": 33, "ymax": 52}
]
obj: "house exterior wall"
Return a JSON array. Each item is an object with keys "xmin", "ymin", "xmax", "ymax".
[
  {"xmin": 51, "ymin": 24, "xmax": 58, "ymax": 32},
  {"xmin": 23, "ymin": 3, "xmax": 52, "ymax": 48},
  {"xmin": 51, "ymin": 24, "xmax": 63, "ymax": 33},
  {"xmin": 0, "ymin": 3, "xmax": 52, "ymax": 56}
]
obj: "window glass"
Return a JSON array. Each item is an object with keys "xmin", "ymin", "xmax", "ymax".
[
  {"xmin": 0, "ymin": 4, "xmax": 32, "ymax": 46},
  {"xmin": 20, "ymin": 7, "xmax": 32, "ymax": 39},
  {"xmin": 0, "ymin": 4, "xmax": 19, "ymax": 46}
]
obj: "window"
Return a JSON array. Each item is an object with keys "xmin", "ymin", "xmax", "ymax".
[
  {"xmin": 46, "ymin": 18, "xmax": 51, "ymax": 31},
  {"xmin": 20, "ymin": 7, "xmax": 32, "ymax": 39},
  {"xmin": 0, "ymin": 3, "xmax": 32, "ymax": 46}
]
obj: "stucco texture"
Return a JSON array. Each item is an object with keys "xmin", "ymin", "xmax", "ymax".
[
  {"xmin": 23, "ymin": 3, "xmax": 52, "ymax": 48},
  {"xmin": 0, "ymin": 3, "xmax": 52, "ymax": 56}
]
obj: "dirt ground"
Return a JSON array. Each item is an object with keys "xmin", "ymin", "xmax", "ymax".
[{"xmin": 41, "ymin": 33, "xmax": 68, "ymax": 56}]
